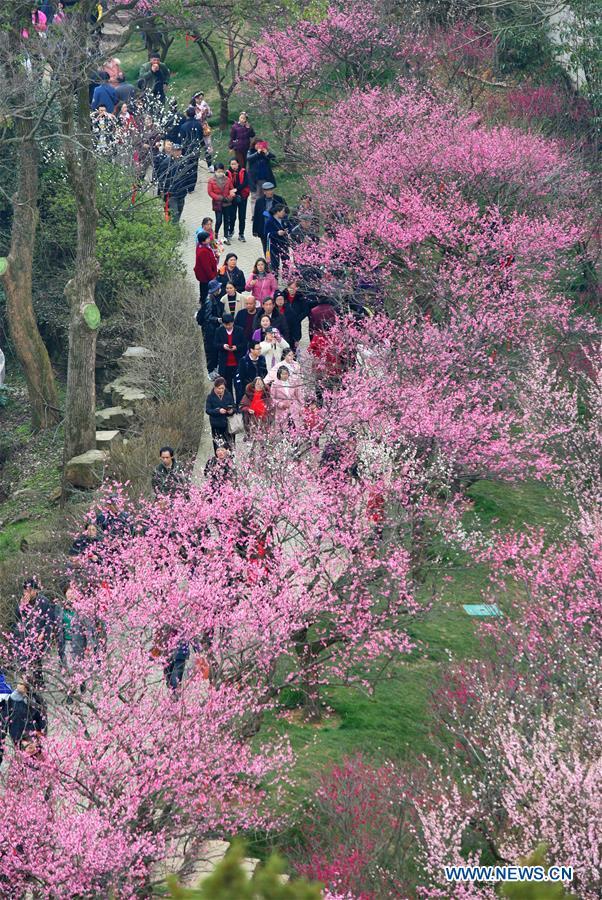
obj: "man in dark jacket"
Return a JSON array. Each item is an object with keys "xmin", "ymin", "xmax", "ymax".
[
  {"xmin": 284, "ymin": 279, "xmax": 309, "ymax": 351},
  {"xmin": 152, "ymin": 446, "xmax": 187, "ymax": 497},
  {"xmin": 234, "ymin": 293, "xmax": 258, "ymax": 352},
  {"xmin": 264, "ymin": 204, "xmax": 291, "ymax": 273},
  {"xmin": 252, "ymin": 296, "xmax": 285, "ymax": 334},
  {"xmin": 13, "ymin": 579, "xmax": 63, "ymax": 688},
  {"xmin": 164, "ymin": 144, "xmax": 192, "ymax": 222},
  {"xmin": 138, "ymin": 55, "xmax": 170, "ymax": 102},
  {"xmin": 91, "ymin": 72, "xmax": 118, "ymax": 113},
  {"xmin": 234, "ymin": 340, "xmax": 267, "ymax": 404},
  {"xmin": 252, "ymin": 183, "xmax": 285, "ymax": 254},
  {"xmin": 214, "ymin": 313, "xmax": 245, "ymax": 394},
  {"xmin": 202, "ymin": 279, "xmax": 224, "ymax": 378}
]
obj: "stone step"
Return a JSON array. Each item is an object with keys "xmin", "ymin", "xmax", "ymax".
[
  {"xmin": 65, "ymin": 450, "xmax": 109, "ymax": 489},
  {"xmin": 103, "ymin": 376, "xmax": 151, "ymax": 409},
  {"xmin": 95, "ymin": 406, "xmax": 134, "ymax": 429},
  {"xmin": 95, "ymin": 430, "xmax": 123, "ymax": 451}
]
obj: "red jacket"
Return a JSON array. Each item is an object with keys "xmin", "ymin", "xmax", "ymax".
[
  {"xmin": 227, "ymin": 169, "xmax": 250, "ymax": 200},
  {"xmin": 207, "ymin": 174, "xmax": 233, "ymax": 211},
  {"xmin": 194, "ymin": 244, "xmax": 218, "ymax": 284}
]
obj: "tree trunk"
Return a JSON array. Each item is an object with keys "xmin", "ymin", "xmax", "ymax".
[
  {"xmin": 61, "ymin": 83, "xmax": 100, "ymax": 467},
  {"xmin": 219, "ymin": 97, "xmax": 229, "ymax": 130},
  {"xmin": 1, "ymin": 118, "xmax": 60, "ymax": 429}
]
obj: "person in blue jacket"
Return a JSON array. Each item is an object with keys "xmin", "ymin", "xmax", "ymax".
[{"xmin": 91, "ymin": 72, "xmax": 118, "ymax": 113}]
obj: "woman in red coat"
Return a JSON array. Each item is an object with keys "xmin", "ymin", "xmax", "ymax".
[
  {"xmin": 207, "ymin": 163, "xmax": 235, "ymax": 242},
  {"xmin": 194, "ymin": 230, "xmax": 218, "ymax": 303}
]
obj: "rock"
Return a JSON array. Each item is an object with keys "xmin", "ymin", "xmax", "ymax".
[
  {"xmin": 95, "ymin": 430, "xmax": 123, "ymax": 451},
  {"xmin": 122, "ymin": 346, "xmax": 155, "ymax": 359},
  {"xmin": 95, "ymin": 406, "xmax": 134, "ymax": 429},
  {"xmin": 103, "ymin": 376, "xmax": 151, "ymax": 408},
  {"xmin": 65, "ymin": 450, "xmax": 109, "ymax": 489}
]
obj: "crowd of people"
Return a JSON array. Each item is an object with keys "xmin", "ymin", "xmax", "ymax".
[{"xmin": 0, "ymin": 21, "xmax": 379, "ymax": 761}]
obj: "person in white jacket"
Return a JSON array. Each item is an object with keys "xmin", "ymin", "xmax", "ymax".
[
  {"xmin": 260, "ymin": 327, "xmax": 289, "ymax": 371},
  {"xmin": 265, "ymin": 347, "xmax": 301, "ymax": 385}
]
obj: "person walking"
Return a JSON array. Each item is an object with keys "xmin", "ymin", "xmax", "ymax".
[
  {"xmin": 194, "ymin": 230, "xmax": 218, "ymax": 305},
  {"xmin": 229, "ymin": 111, "xmax": 255, "ymax": 168},
  {"xmin": 214, "ymin": 313, "xmax": 245, "ymax": 394},
  {"xmin": 234, "ymin": 339, "xmax": 267, "ymax": 404},
  {"xmin": 269, "ymin": 364, "xmax": 303, "ymax": 428},
  {"xmin": 245, "ymin": 258, "xmax": 277, "ymax": 306},
  {"xmin": 207, "ymin": 163, "xmax": 235, "ymax": 242},
  {"xmin": 264, "ymin": 204, "xmax": 291, "ymax": 274},
  {"xmin": 252, "ymin": 183, "xmax": 285, "ymax": 255},
  {"xmin": 164, "ymin": 143, "xmax": 190, "ymax": 223},
  {"xmin": 13, "ymin": 579, "xmax": 63, "ymax": 689},
  {"xmin": 200, "ymin": 279, "xmax": 225, "ymax": 379},
  {"xmin": 91, "ymin": 71, "xmax": 117, "ymax": 113},
  {"xmin": 225, "ymin": 158, "xmax": 250, "ymax": 242},
  {"xmin": 240, "ymin": 378, "xmax": 271, "ymax": 436},
  {"xmin": 205, "ymin": 377, "xmax": 236, "ymax": 450},
  {"xmin": 260, "ymin": 327, "xmax": 290, "ymax": 372},
  {"xmin": 7, "ymin": 679, "xmax": 47, "ymax": 753}
]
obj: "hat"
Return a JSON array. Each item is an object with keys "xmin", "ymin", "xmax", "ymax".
[
  {"xmin": 265, "ymin": 326, "xmax": 275, "ymax": 334},
  {"xmin": 207, "ymin": 278, "xmax": 222, "ymax": 295},
  {"xmin": 197, "ymin": 230, "xmax": 211, "ymax": 243},
  {"xmin": 262, "ymin": 181, "xmax": 275, "ymax": 190},
  {"xmin": 222, "ymin": 313, "xmax": 234, "ymax": 323},
  {"xmin": 171, "ymin": 142, "xmax": 182, "ymax": 150}
]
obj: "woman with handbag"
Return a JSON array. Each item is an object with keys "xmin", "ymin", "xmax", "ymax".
[
  {"xmin": 205, "ymin": 377, "xmax": 236, "ymax": 450},
  {"xmin": 229, "ymin": 111, "xmax": 255, "ymax": 169},
  {"xmin": 207, "ymin": 163, "xmax": 235, "ymax": 242}
]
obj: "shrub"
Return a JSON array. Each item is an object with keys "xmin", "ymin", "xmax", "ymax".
[{"xmin": 106, "ymin": 277, "xmax": 204, "ymax": 495}]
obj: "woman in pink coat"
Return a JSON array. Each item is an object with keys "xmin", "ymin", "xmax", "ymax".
[
  {"xmin": 245, "ymin": 258, "xmax": 278, "ymax": 306},
  {"xmin": 270, "ymin": 365, "xmax": 303, "ymax": 429}
]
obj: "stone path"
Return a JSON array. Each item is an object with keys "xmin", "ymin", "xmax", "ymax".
[
  {"xmin": 178, "ymin": 161, "xmax": 309, "ymax": 487},
  {"xmin": 177, "ymin": 162, "xmax": 267, "ymax": 486}
]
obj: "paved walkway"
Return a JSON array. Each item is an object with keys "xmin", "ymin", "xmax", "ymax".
[
  {"xmin": 177, "ymin": 162, "xmax": 266, "ymax": 484},
  {"xmin": 179, "ymin": 161, "xmax": 309, "ymax": 487}
]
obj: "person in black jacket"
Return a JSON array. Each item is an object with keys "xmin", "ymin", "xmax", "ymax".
[
  {"xmin": 214, "ymin": 314, "xmax": 245, "ymax": 394},
  {"xmin": 205, "ymin": 377, "xmax": 236, "ymax": 450},
  {"xmin": 252, "ymin": 183, "xmax": 285, "ymax": 254},
  {"xmin": 13, "ymin": 579, "xmax": 63, "ymax": 689},
  {"xmin": 164, "ymin": 144, "xmax": 196, "ymax": 222},
  {"xmin": 252, "ymin": 296, "xmax": 286, "ymax": 335},
  {"xmin": 7, "ymin": 679, "xmax": 47, "ymax": 752},
  {"xmin": 234, "ymin": 293, "xmax": 258, "ymax": 352},
  {"xmin": 202, "ymin": 279, "xmax": 225, "ymax": 379},
  {"xmin": 234, "ymin": 340, "xmax": 267, "ymax": 404},
  {"xmin": 283, "ymin": 278, "xmax": 309, "ymax": 351},
  {"xmin": 217, "ymin": 252, "xmax": 246, "ymax": 295}
]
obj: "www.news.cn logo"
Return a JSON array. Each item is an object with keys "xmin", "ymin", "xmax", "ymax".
[{"xmin": 445, "ymin": 865, "xmax": 573, "ymax": 883}]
